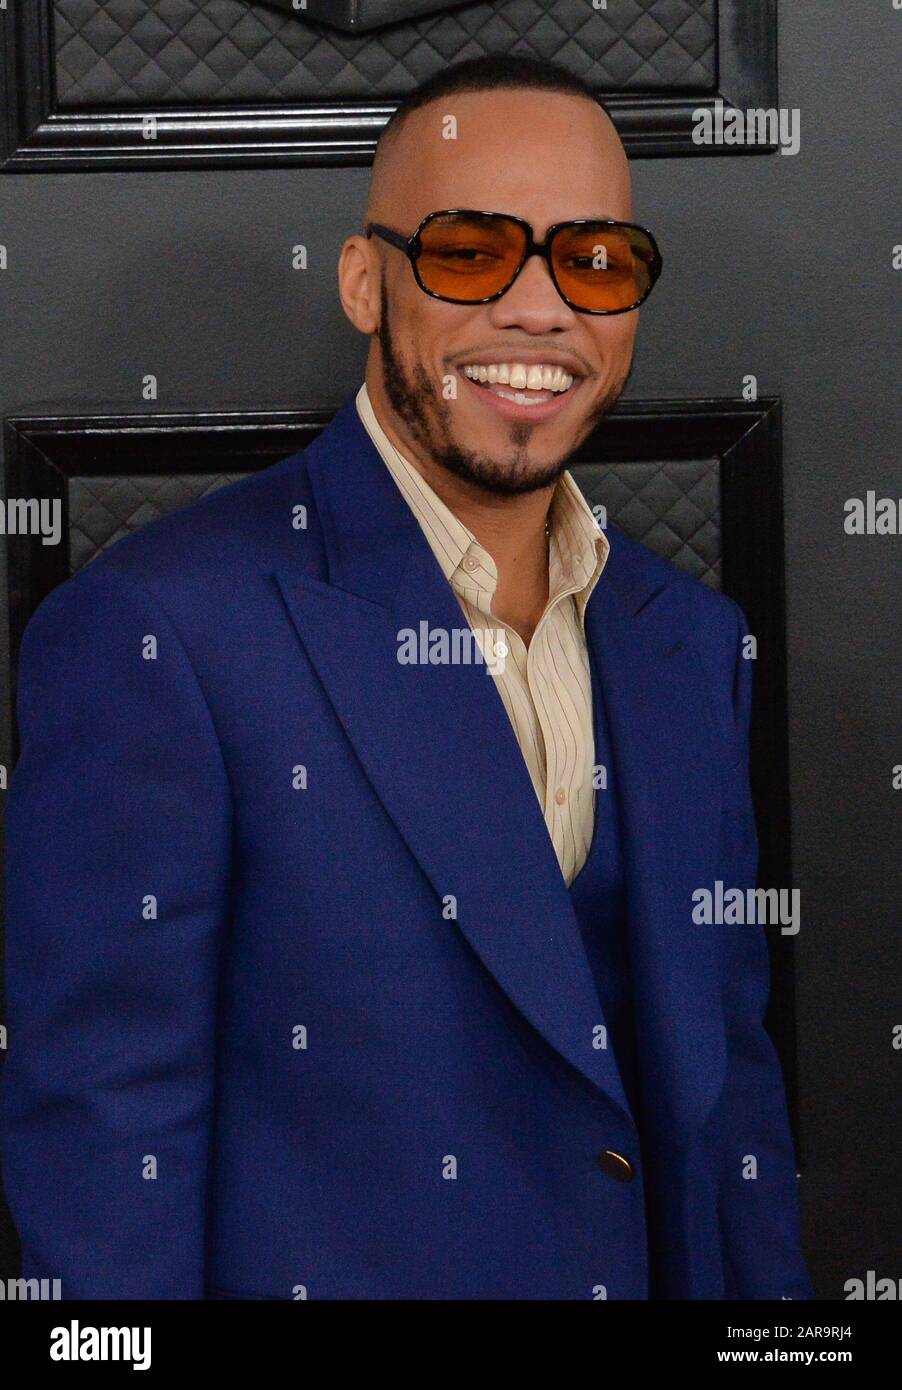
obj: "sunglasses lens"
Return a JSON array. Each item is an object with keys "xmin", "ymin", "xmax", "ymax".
[
  {"xmin": 552, "ymin": 223, "xmax": 657, "ymax": 311},
  {"xmin": 417, "ymin": 213, "xmax": 526, "ymax": 302}
]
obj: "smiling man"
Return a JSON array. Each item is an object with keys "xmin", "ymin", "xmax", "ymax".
[{"xmin": 0, "ymin": 55, "xmax": 813, "ymax": 1300}]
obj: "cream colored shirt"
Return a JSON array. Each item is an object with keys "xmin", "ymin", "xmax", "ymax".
[{"xmin": 356, "ymin": 383, "xmax": 610, "ymax": 886}]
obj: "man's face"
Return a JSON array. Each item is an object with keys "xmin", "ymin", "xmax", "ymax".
[{"xmin": 346, "ymin": 88, "xmax": 643, "ymax": 497}]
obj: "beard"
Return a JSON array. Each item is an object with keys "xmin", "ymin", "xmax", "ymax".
[{"xmin": 377, "ymin": 286, "xmax": 631, "ymax": 498}]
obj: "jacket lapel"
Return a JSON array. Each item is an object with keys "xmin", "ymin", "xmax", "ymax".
[
  {"xmin": 273, "ymin": 401, "xmax": 632, "ymax": 1118},
  {"xmin": 272, "ymin": 399, "xmax": 727, "ymax": 1132},
  {"xmin": 584, "ymin": 564, "xmax": 727, "ymax": 1132}
]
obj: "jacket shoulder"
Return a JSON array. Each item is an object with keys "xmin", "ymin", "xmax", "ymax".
[
  {"xmin": 17, "ymin": 445, "xmax": 326, "ymax": 668},
  {"xmin": 104, "ymin": 448, "xmax": 316, "ymax": 577},
  {"xmin": 606, "ymin": 520, "xmax": 745, "ymax": 647}
]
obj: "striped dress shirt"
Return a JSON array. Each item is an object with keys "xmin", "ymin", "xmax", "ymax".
[{"xmin": 356, "ymin": 383, "xmax": 610, "ymax": 885}]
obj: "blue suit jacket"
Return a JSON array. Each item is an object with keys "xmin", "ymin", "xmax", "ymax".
[{"xmin": 0, "ymin": 396, "xmax": 813, "ymax": 1299}]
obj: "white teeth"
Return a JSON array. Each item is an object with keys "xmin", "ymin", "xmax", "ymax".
[
  {"xmin": 495, "ymin": 389, "xmax": 544, "ymax": 406},
  {"xmin": 460, "ymin": 362, "xmax": 576, "ymax": 394}
]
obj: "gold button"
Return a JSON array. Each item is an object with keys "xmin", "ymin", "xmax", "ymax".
[{"xmin": 596, "ymin": 1150, "xmax": 635, "ymax": 1182}]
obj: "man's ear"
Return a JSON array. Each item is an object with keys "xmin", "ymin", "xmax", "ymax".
[{"xmin": 338, "ymin": 236, "xmax": 381, "ymax": 335}]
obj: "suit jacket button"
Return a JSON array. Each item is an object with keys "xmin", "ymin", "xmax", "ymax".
[{"xmin": 596, "ymin": 1150, "xmax": 635, "ymax": 1181}]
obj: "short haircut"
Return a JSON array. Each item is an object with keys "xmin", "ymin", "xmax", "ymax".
[{"xmin": 373, "ymin": 53, "xmax": 608, "ymax": 167}]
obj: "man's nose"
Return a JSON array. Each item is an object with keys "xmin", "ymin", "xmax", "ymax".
[{"xmin": 487, "ymin": 251, "xmax": 576, "ymax": 332}]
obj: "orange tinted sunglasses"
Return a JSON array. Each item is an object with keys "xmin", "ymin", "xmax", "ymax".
[{"xmin": 365, "ymin": 209, "xmax": 662, "ymax": 315}]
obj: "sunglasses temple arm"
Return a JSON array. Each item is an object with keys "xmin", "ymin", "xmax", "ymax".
[{"xmin": 365, "ymin": 224, "xmax": 415, "ymax": 255}]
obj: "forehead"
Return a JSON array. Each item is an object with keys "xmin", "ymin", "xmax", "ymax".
[{"xmin": 390, "ymin": 88, "xmax": 632, "ymax": 232}]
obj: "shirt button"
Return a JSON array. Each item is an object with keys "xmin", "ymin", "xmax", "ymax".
[
  {"xmin": 554, "ymin": 787, "xmax": 566, "ymax": 805},
  {"xmin": 596, "ymin": 1151, "xmax": 635, "ymax": 1182},
  {"xmin": 463, "ymin": 556, "xmax": 478, "ymax": 571},
  {"xmin": 493, "ymin": 641, "xmax": 508, "ymax": 658}
]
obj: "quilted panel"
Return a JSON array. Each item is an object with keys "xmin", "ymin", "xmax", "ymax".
[
  {"xmin": 69, "ymin": 456, "xmax": 720, "ymax": 589},
  {"xmin": 574, "ymin": 457, "xmax": 721, "ymax": 587},
  {"xmin": 53, "ymin": 0, "xmax": 717, "ymax": 107},
  {"xmin": 270, "ymin": 0, "xmax": 477, "ymax": 32},
  {"xmin": 70, "ymin": 472, "xmax": 248, "ymax": 573}
]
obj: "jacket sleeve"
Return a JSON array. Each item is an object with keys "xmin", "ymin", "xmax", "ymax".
[
  {"xmin": 714, "ymin": 598, "xmax": 815, "ymax": 1300},
  {"xmin": 0, "ymin": 560, "xmax": 232, "ymax": 1298}
]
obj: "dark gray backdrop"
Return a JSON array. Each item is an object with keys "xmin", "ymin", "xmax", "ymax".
[{"xmin": 0, "ymin": 0, "xmax": 899, "ymax": 1298}]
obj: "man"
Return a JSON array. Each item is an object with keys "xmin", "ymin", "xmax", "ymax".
[{"xmin": 0, "ymin": 54, "xmax": 813, "ymax": 1300}]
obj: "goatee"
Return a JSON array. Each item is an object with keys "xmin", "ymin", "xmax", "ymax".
[{"xmin": 376, "ymin": 289, "xmax": 626, "ymax": 498}]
